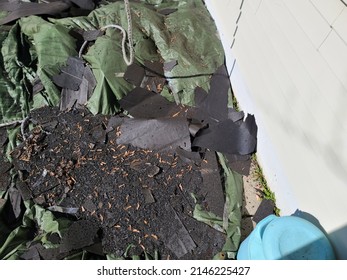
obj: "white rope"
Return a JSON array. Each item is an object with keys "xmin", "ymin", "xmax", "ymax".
[
  {"xmin": 0, "ymin": 116, "xmax": 30, "ymax": 140},
  {"xmin": 20, "ymin": 116, "xmax": 30, "ymax": 141},
  {"xmin": 124, "ymin": 0, "xmax": 134, "ymax": 65},
  {"xmin": 78, "ymin": 0, "xmax": 134, "ymax": 66},
  {"xmin": 101, "ymin": 24, "xmax": 133, "ymax": 66},
  {"xmin": 0, "ymin": 119, "xmax": 24, "ymax": 128},
  {"xmin": 78, "ymin": 40, "xmax": 89, "ymax": 59}
]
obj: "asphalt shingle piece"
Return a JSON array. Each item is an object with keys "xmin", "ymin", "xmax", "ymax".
[
  {"xmin": 53, "ymin": 57, "xmax": 85, "ymax": 91},
  {"xmin": 60, "ymin": 220, "xmax": 99, "ymax": 253}
]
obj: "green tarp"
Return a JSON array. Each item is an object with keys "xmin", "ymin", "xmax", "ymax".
[{"xmin": 0, "ymin": 0, "xmax": 225, "ymax": 122}]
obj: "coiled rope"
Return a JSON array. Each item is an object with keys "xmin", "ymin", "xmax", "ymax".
[
  {"xmin": 79, "ymin": 0, "xmax": 134, "ymax": 66},
  {"xmin": 0, "ymin": 116, "xmax": 30, "ymax": 140}
]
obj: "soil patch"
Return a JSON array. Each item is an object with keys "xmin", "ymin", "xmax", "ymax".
[{"xmin": 10, "ymin": 106, "xmax": 226, "ymax": 259}]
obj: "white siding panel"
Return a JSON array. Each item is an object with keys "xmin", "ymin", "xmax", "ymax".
[
  {"xmin": 255, "ymin": 2, "xmax": 347, "ymax": 244},
  {"xmin": 263, "ymin": 1, "xmax": 347, "ymax": 136},
  {"xmin": 332, "ymin": 7, "xmax": 347, "ymax": 45},
  {"xmin": 310, "ymin": 0, "xmax": 345, "ymax": 25},
  {"xmin": 258, "ymin": 1, "xmax": 328, "ymax": 136},
  {"xmin": 249, "ymin": 0, "xmax": 346, "ymax": 208},
  {"xmin": 319, "ymin": 30, "xmax": 347, "ymax": 93},
  {"xmin": 285, "ymin": 0, "xmax": 331, "ymax": 48},
  {"xmin": 247, "ymin": 0, "xmax": 263, "ymax": 12}
]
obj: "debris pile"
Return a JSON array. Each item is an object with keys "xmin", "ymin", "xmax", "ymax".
[
  {"xmin": 10, "ymin": 106, "xmax": 225, "ymax": 259},
  {"xmin": 0, "ymin": 0, "xmax": 257, "ymax": 260}
]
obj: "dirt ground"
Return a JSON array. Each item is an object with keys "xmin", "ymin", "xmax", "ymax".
[{"xmin": 5, "ymin": 106, "xmax": 227, "ymax": 260}]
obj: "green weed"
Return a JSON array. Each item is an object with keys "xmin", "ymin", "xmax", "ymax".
[{"xmin": 252, "ymin": 155, "xmax": 280, "ymax": 216}]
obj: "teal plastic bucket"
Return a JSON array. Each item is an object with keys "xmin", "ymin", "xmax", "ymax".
[{"xmin": 237, "ymin": 214, "xmax": 335, "ymax": 260}]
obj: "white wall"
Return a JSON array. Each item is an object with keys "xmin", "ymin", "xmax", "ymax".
[{"xmin": 205, "ymin": 0, "xmax": 347, "ymax": 259}]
